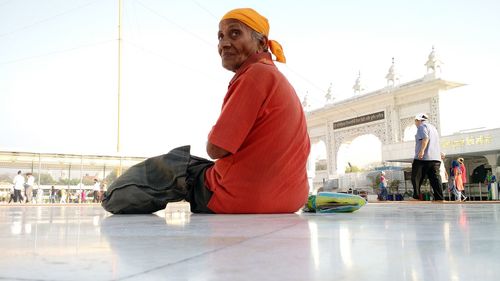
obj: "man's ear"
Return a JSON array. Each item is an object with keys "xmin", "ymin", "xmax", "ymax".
[{"xmin": 261, "ymin": 36, "xmax": 269, "ymax": 51}]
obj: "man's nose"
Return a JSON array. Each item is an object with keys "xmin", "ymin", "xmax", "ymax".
[{"xmin": 219, "ymin": 37, "xmax": 231, "ymax": 48}]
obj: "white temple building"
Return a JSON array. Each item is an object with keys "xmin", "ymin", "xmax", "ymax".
[{"xmin": 305, "ymin": 47, "xmax": 500, "ymax": 192}]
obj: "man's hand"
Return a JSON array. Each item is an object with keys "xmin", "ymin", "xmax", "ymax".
[
  {"xmin": 418, "ymin": 151, "xmax": 425, "ymax": 159},
  {"xmin": 206, "ymin": 142, "xmax": 230, "ymax": 159},
  {"xmin": 418, "ymin": 138, "xmax": 429, "ymax": 159}
]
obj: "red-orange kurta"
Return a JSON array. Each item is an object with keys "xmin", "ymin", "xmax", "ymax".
[{"xmin": 205, "ymin": 52, "xmax": 310, "ymax": 213}]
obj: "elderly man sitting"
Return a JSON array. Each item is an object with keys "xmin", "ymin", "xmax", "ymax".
[{"xmin": 102, "ymin": 8, "xmax": 310, "ymax": 214}]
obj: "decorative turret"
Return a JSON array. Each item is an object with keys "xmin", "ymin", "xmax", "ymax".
[
  {"xmin": 325, "ymin": 83, "xmax": 334, "ymax": 103},
  {"xmin": 352, "ymin": 71, "xmax": 364, "ymax": 94},
  {"xmin": 302, "ymin": 92, "xmax": 310, "ymax": 110},
  {"xmin": 425, "ymin": 46, "xmax": 443, "ymax": 75},
  {"xmin": 385, "ymin": 57, "xmax": 399, "ymax": 86}
]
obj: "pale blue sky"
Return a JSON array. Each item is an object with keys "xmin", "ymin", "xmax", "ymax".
[{"xmin": 1, "ymin": 0, "xmax": 499, "ymax": 159}]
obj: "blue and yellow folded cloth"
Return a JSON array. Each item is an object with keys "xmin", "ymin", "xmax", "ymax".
[{"xmin": 303, "ymin": 192, "xmax": 367, "ymax": 213}]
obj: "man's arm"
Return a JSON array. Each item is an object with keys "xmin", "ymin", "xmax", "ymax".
[
  {"xmin": 418, "ymin": 138, "xmax": 429, "ymax": 159},
  {"xmin": 206, "ymin": 141, "xmax": 230, "ymax": 159}
]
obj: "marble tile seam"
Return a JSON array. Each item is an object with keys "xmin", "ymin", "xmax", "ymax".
[{"xmin": 115, "ymin": 220, "xmax": 305, "ymax": 281}]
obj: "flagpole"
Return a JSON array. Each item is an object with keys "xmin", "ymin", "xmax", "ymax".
[{"xmin": 117, "ymin": 0, "xmax": 123, "ymax": 176}]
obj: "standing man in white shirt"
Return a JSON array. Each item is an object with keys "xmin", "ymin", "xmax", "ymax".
[
  {"xmin": 13, "ymin": 170, "xmax": 25, "ymax": 203},
  {"xmin": 411, "ymin": 113, "xmax": 443, "ymax": 201}
]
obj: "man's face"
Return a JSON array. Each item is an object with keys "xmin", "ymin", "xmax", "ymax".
[
  {"xmin": 414, "ymin": 119, "xmax": 422, "ymax": 127},
  {"xmin": 218, "ymin": 19, "xmax": 260, "ymax": 72}
]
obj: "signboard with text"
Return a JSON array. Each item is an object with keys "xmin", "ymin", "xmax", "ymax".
[{"xmin": 333, "ymin": 111, "xmax": 385, "ymax": 130}]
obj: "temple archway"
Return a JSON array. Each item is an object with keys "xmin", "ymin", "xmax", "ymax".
[
  {"xmin": 337, "ymin": 134, "xmax": 382, "ymax": 174},
  {"xmin": 306, "ymin": 48, "xmax": 464, "ymax": 181}
]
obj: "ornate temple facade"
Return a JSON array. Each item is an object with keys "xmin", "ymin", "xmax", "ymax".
[{"xmin": 305, "ymin": 47, "xmax": 500, "ymax": 188}]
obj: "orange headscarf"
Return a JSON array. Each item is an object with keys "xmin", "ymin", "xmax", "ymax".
[{"xmin": 221, "ymin": 8, "xmax": 286, "ymax": 63}]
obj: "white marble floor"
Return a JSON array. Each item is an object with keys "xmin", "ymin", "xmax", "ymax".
[{"xmin": 1, "ymin": 201, "xmax": 500, "ymax": 281}]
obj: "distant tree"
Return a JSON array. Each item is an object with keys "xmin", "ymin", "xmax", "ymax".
[
  {"xmin": 366, "ymin": 174, "xmax": 379, "ymax": 194},
  {"xmin": 345, "ymin": 162, "xmax": 362, "ymax": 173},
  {"xmin": 82, "ymin": 177, "xmax": 95, "ymax": 186},
  {"xmin": 39, "ymin": 173, "xmax": 56, "ymax": 185},
  {"xmin": 105, "ymin": 170, "xmax": 118, "ymax": 184},
  {"xmin": 0, "ymin": 174, "xmax": 12, "ymax": 183},
  {"xmin": 389, "ymin": 179, "xmax": 401, "ymax": 194},
  {"xmin": 57, "ymin": 178, "xmax": 69, "ymax": 185},
  {"xmin": 58, "ymin": 178, "xmax": 80, "ymax": 185}
]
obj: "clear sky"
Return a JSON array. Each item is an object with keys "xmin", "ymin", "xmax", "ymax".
[{"xmin": 1, "ymin": 0, "xmax": 499, "ymax": 160}]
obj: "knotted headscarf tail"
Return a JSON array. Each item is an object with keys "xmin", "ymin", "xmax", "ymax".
[{"xmin": 221, "ymin": 8, "xmax": 286, "ymax": 63}]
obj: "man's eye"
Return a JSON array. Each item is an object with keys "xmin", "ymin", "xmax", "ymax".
[
  {"xmin": 217, "ymin": 34, "xmax": 223, "ymax": 41},
  {"xmin": 230, "ymin": 30, "xmax": 240, "ymax": 37}
]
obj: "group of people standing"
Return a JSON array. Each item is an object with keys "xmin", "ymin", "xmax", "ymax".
[
  {"xmin": 440, "ymin": 155, "xmax": 468, "ymax": 201},
  {"xmin": 48, "ymin": 179, "xmax": 106, "ymax": 204},
  {"xmin": 8, "ymin": 170, "xmax": 106, "ymax": 204},
  {"xmin": 10, "ymin": 170, "xmax": 36, "ymax": 203}
]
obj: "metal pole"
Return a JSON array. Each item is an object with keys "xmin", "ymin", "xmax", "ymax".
[
  {"xmin": 68, "ymin": 164, "xmax": 71, "ymax": 190},
  {"xmin": 119, "ymin": 156, "xmax": 123, "ymax": 177},
  {"xmin": 117, "ymin": 0, "xmax": 122, "ymax": 154},
  {"xmin": 80, "ymin": 154, "xmax": 83, "ymax": 192},
  {"xmin": 37, "ymin": 154, "xmax": 41, "ymax": 187}
]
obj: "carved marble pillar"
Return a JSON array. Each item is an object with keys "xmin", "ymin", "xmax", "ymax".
[
  {"xmin": 386, "ymin": 105, "xmax": 399, "ymax": 144},
  {"xmin": 485, "ymin": 154, "xmax": 500, "ymax": 179},
  {"xmin": 326, "ymin": 122, "xmax": 337, "ymax": 176},
  {"xmin": 430, "ymin": 95, "xmax": 441, "ymax": 134}
]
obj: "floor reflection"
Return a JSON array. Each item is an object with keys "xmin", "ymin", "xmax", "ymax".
[{"xmin": 1, "ymin": 203, "xmax": 500, "ymax": 281}]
